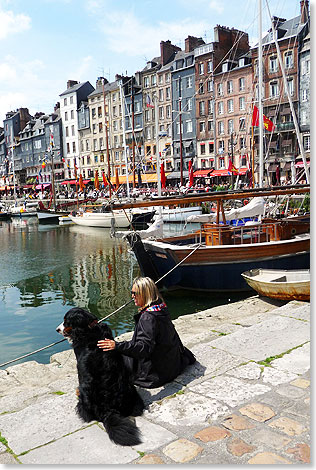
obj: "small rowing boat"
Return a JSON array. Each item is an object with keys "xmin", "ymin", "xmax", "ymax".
[{"xmin": 241, "ymin": 268, "xmax": 310, "ymax": 301}]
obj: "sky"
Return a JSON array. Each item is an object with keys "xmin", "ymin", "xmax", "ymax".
[{"xmin": 0, "ymin": 0, "xmax": 305, "ymax": 124}]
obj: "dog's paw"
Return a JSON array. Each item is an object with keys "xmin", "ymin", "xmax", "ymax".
[{"xmin": 75, "ymin": 388, "xmax": 80, "ymax": 397}]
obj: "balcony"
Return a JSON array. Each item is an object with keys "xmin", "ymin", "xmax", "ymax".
[{"xmin": 277, "ymin": 122, "xmax": 295, "ymax": 132}]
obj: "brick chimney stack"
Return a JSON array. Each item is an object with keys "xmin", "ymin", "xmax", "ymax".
[
  {"xmin": 67, "ymin": 80, "xmax": 78, "ymax": 89},
  {"xmin": 300, "ymin": 0, "xmax": 309, "ymax": 24},
  {"xmin": 184, "ymin": 35, "xmax": 205, "ymax": 52},
  {"xmin": 160, "ymin": 40, "xmax": 181, "ymax": 66}
]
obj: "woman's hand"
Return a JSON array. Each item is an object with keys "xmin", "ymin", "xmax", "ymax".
[{"xmin": 97, "ymin": 339, "xmax": 116, "ymax": 351}]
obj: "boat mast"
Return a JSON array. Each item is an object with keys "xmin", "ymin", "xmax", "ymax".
[
  {"xmin": 10, "ymin": 129, "xmax": 17, "ymax": 203},
  {"xmin": 119, "ymin": 79, "xmax": 130, "ymax": 199},
  {"xmin": 265, "ymin": 0, "xmax": 310, "ymax": 184},
  {"xmin": 154, "ymin": 93, "xmax": 161, "ymax": 198},
  {"xmin": 258, "ymin": 0, "xmax": 264, "ymax": 187},
  {"xmin": 102, "ymin": 78, "xmax": 112, "ymax": 198},
  {"xmin": 50, "ymin": 138, "xmax": 56, "ymax": 211}
]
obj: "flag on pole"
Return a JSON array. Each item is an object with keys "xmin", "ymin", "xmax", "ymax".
[
  {"xmin": 146, "ymin": 94, "xmax": 154, "ymax": 108},
  {"xmin": 160, "ymin": 163, "xmax": 166, "ymax": 189},
  {"xmin": 228, "ymin": 159, "xmax": 238, "ymax": 175},
  {"xmin": 252, "ymin": 105, "xmax": 275, "ymax": 132},
  {"xmin": 102, "ymin": 171, "xmax": 108, "ymax": 187},
  {"xmin": 188, "ymin": 159, "xmax": 194, "ymax": 187},
  {"xmin": 94, "ymin": 170, "xmax": 99, "ymax": 190},
  {"xmin": 79, "ymin": 174, "xmax": 84, "ymax": 191}
]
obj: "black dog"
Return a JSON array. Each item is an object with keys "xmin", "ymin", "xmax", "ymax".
[{"xmin": 56, "ymin": 307, "xmax": 145, "ymax": 446}]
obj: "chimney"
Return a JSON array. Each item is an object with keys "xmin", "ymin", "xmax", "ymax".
[
  {"xmin": 160, "ymin": 40, "xmax": 181, "ymax": 65},
  {"xmin": 67, "ymin": 80, "xmax": 78, "ymax": 89},
  {"xmin": 184, "ymin": 35, "xmax": 205, "ymax": 52},
  {"xmin": 300, "ymin": 0, "xmax": 309, "ymax": 24}
]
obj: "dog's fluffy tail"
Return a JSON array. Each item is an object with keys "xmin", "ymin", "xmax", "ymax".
[{"xmin": 102, "ymin": 411, "xmax": 142, "ymax": 446}]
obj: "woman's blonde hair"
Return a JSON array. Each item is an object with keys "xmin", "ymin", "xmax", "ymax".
[{"xmin": 132, "ymin": 276, "xmax": 160, "ymax": 308}]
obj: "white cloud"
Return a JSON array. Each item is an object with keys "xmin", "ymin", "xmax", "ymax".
[
  {"xmin": 73, "ymin": 55, "xmax": 94, "ymax": 81},
  {"xmin": 0, "ymin": 7, "xmax": 31, "ymax": 40},
  {"xmin": 208, "ymin": 0, "xmax": 224, "ymax": 14}
]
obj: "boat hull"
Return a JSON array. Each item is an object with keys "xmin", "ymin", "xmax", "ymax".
[
  {"xmin": 129, "ymin": 235, "xmax": 310, "ymax": 292},
  {"xmin": 241, "ymin": 269, "xmax": 310, "ymax": 301},
  {"xmin": 69, "ymin": 211, "xmax": 131, "ymax": 228},
  {"xmin": 37, "ymin": 210, "xmax": 69, "ymax": 224}
]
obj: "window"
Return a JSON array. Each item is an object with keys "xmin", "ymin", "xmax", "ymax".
[
  {"xmin": 66, "ymin": 126, "xmax": 69, "ymax": 137},
  {"xmin": 239, "ymin": 96, "xmax": 245, "ymax": 110},
  {"xmin": 303, "ymin": 135, "xmax": 310, "ymax": 151},
  {"xmin": 92, "ymin": 108, "xmax": 96, "ymax": 118},
  {"xmin": 166, "ymin": 105, "xmax": 171, "ymax": 118},
  {"xmin": 64, "ymin": 98, "xmax": 67, "ymax": 106},
  {"xmin": 270, "ymin": 80, "xmax": 279, "ymax": 98},
  {"xmin": 65, "ymin": 111, "xmax": 68, "ymax": 121},
  {"xmin": 200, "ymin": 143, "xmax": 206, "ymax": 155},
  {"xmin": 187, "ymin": 98, "xmax": 192, "ymax": 111},
  {"xmin": 239, "ymin": 117, "xmax": 246, "ymax": 131},
  {"xmin": 286, "ymin": 78, "xmax": 294, "ymax": 96},
  {"xmin": 198, "ymin": 63, "xmax": 204, "ymax": 75},
  {"xmin": 284, "ymin": 51, "xmax": 293, "ymax": 69},
  {"xmin": 228, "ymin": 99, "xmax": 234, "ymax": 113},
  {"xmin": 151, "ymin": 75, "xmax": 156, "ymax": 86},
  {"xmin": 218, "ymin": 141, "xmax": 224, "ymax": 152},
  {"xmin": 146, "ymin": 127, "xmax": 151, "ymax": 139},
  {"xmin": 207, "ymin": 80, "xmax": 213, "ymax": 92},
  {"xmin": 218, "ymin": 101, "xmax": 224, "ymax": 115},
  {"xmin": 208, "ymin": 100, "xmax": 213, "ymax": 114},
  {"xmin": 135, "ymin": 101, "xmax": 141, "ymax": 113},
  {"xmin": 86, "ymin": 140, "xmax": 89, "ymax": 151},
  {"xmin": 113, "ymin": 121, "xmax": 118, "ymax": 131},
  {"xmin": 198, "ymin": 82, "xmax": 204, "ymax": 94},
  {"xmin": 165, "ymin": 73, "xmax": 170, "ymax": 82},
  {"xmin": 207, "ymin": 61, "xmax": 213, "ymax": 73},
  {"xmin": 219, "ymin": 157, "xmax": 225, "ymax": 168},
  {"xmin": 186, "ymin": 76, "xmax": 193, "ymax": 88},
  {"xmin": 227, "ymin": 80, "xmax": 233, "ymax": 94},
  {"xmin": 71, "ymin": 125, "xmax": 75, "ymax": 136},
  {"xmin": 240, "ymin": 137, "xmax": 246, "ymax": 148},
  {"xmin": 176, "ymin": 122, "xmax": 183, "ymax": 134},
  {"xmin": 34, "ymin": 140, "xmax": 41, "ymax": 149},
  {"xmin": 209, "ymin": 143, "xmax": 214, "ymax": 154},
  {"xmin": 239, "ymin": 77, "xmax": 245, "ymax": 91},
  {"xmin": 158, "ymin": 75, "xmax": 163, "ymax": 85},
  {"xmin": 186, "ymin": 120, "xmax": 192, "ymax": 133},
  {"xmin": 199, "ymin": 101, "xmax": 205, "ymax": 116},
  {"xmin": 159, "ymin": 89, "xmax": 163, "ymax": 102},
  {"xmin": 208, "ymin": 120, "xmax": 214, "ymax": 131},
  {"xmin": 145, "ymin": 110, "xmax": 150, "ymax": 122},
  {"xmin": 159, "ymin": 106, "xmax": 164, "ymax": 119},
  {"xmin": 144, "ymin": 76, "xmax": 149, "ymax": 88},
  {"xmin": 228, "ymin": 119, "xmax": 234, "ymax": 134},
  {"xmin": 113, "ymin": 106, "xmax": 117, "ymax": 117},
  {"xmin": 99, "ymin": 137, "xmax": 103, "ymax": 149},
  {"xmin": 269, "ymin": 56, "xmax": 278, "ymax": 73},
  {"xmin": 166, "ymin": 87, "xmax": 171, "ymax": 100},
  {"xmin": 93, "ymin": 123, "xmax": 96, "ymax": 134},
  {"xmin": 70, "ymin": 96, "xmax": 73, "ymax": 104},
  {"xmin": 71, "ymin": 110, "xmax": 74, "ymax": 119},
  {"xmin": 217, "ymin": 83, "xmax": 223, "ymax": 96},
  {"xmin": 72, "ymin": 142, "xmax": 76, "ymax": 152},
  {"xmin": 200, "ymin": 121, "xmax": 205, "ymax": 132},
  {"xmin": 302, "ymin": 59, "xmax": 310, "ymax": 75},
  {"xmin": 302, "ymin": 89, "xmax": 308, "ymax": 102},
  {"xmin": 218, "ymin": 121, "xmax": 224, "ymax": 135}
]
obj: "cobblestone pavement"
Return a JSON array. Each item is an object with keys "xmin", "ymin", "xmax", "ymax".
[{"xmin": 0, "ymin": 297, "xmax": 310, "ymax": 465}]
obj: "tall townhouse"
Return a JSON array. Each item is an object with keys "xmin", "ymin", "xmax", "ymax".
[
  {"xmin": 78, "ymin": 100, "xmax": 92, "ymax": 179},
  {"xmin": 195, "ymin": 26, "xmax": 250, "ymax": 175},
  {"xmin": 171, "ymin": 36, "xmax": 204, "ymax": 184},
  {"xmin": 213, "ymin": 52, "xmax": 252, "ymax": 175},
  {"xmin": 1, "ymin": 108, "xmax": 32, "ymax": 186},
  {"xmin": 299, "ymin": 30, "xmax": 310, "ymax": 166},
  {"xmin": 251, "ymin": 0, "xmax": 310, "ymax": 184},
  {"xmin": 59, "ymin": 80, "xmax": 94, "ymax": 180},
  {"xmin": 18, "ymin": 109, "xmax": 64, "ymax": 186},
  {"xmin": 108, "ymin": 79, "xmax": 125, "ymax": 180}
]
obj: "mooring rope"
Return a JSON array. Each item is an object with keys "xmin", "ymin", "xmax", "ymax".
[{"xmin": 0, "ymin": 241, "xmax": 202, "ymax": 369}]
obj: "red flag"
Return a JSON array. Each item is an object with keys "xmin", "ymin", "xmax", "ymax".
[
  {"xmin": 228, "ymin": 159, "xmax": 238, "ymax": 175},
  {"xmin": 188, "ymin": 159, "xmax": 194, "ymax": 187},
  {"xmin": 94, "ymin": 170, "xmax": 99, "ymax": 190},
  {"xmin": 160, "ymin": 163, "xmax": 166, "ymax": 189},
  {"xmin": 79, "ymin": 174, "xmax": 84, "ymax": 191},
  {"xmin": 102, "ymin": 171, "xmax": 108, "ymax": 187},
  {"xmin": 252, "ymin": 105, "xmax": 275, "ymax": 132}
]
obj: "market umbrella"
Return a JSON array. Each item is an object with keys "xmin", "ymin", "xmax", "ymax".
[
  {"xmin": 160, "ymin": 163, "xmax": 166, "ymax": 189},
  {"xmin": 94, "ymin": 170, "xmax": 99, "ymax": 190}
]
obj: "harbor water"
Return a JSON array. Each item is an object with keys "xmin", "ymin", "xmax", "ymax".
[{"xmin": 0, "ymin": 217, "xmax": 250, "ymax": 368}]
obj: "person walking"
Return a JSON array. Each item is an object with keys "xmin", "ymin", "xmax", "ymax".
[{"xmin": 97, "ymin": 276, "xmax": 195, "ymax": 388}]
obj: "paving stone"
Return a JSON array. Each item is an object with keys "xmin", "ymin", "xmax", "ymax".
[
  {"xmin": 227, "ymin": 362, "xmax": 262, "ymax": 380},
  {"xmin": 194, "ymin": 426, "xmax": 231, "ymax": 442},
  {"xmin": 279, "ymin": 304, "xmax": 310, "ymax": 321},
  {"xmin": 239, "ymin": 403, "xmax": 275, "ymax": 422},
  {"xmin": 19, "ymin": 424, "xmax": 138, "ymax": 464},
  {"xmin": 246, "ymin": 428, "xmax": 291, "ymax": 450},
  {"xmin": 137, "ymin": 454, "xmax": 165, "ymax": 464},
  {"xmin": 270, "ymin": 343, "xmax": 310, "ymax": 375},
  {"xmin": 262, "ymin": 366, "xmax": 298, "ymax": 386},
  {"xmin": 0, "ymin": 370, "xmax": 21, "ymax": 395},
  {"xmin": 191, "ymin": 376, "xmax": 270, "ymax": 408},
  {"xmin": 147, "ymin": 391, "xmax": 229, "ymax": 426},
  {"xmin": 290, "ymin": 378, "xmax": 310, "ymax": 389},
  {"xmin": 286, "ymin": 443, "xmax": 310, "ymax": 463},
  {"xmin": 0, "ymin": 386, "xmax": 52, "ymax": 413},
  {"xmin": 275, "ymin": 383, "xmax": 307, "ymax": 399},
  {"xmin": 221, "ymin": 414, "xmax": 255, "ymax": 431},
  {"xmin": 0, "ymin": 392, "xmax": 84, "ymax": 454},
  {"xmin": 248, "ymin": 452, "xmax": 292, "ymax": 464},
  {"xmin": 226, "ymin": 438, "xmax": 255, "ymax": 457},
  {"xmin": 5, "ymin": 361, "xmax": 63, "ymax": 388},
  {"xmin": 268, "ymin": 417, "xmax": 305, "ymax": 436},
  {"xmin": 0, "ymin": 452, "xmax": 18, "ymax": 464},
  {"xmin": 137, "ymin": 382, "xmax": 184, "ymax": 407},
  {"xmin": 133, "ymin": 417, "xmax": 177, "ymax": 452},
  {"xmin": 210, "ymin": 315, "xmax": 310, "ymax": 362},
  {"xmin": 163, "ymin": 438, "xmax": 203, "ymax": 463},
  {"xmin": 284, "ymin": 398, "xmax": 310, "ymax": 418}
]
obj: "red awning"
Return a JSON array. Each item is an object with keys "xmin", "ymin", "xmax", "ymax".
[
  {"xmin": 193, "ymin": 169, "xmax": 212, "ymax": 178},
  {"xmin": 60, "ymin": 179, "xmax": 91, "ymax": 185},
  {"xmin": 210, "ymin": 169, "xmax": 229, "ymax": 177},
  {"xmin": 238, "ymin": 167, "xmax": 248, "ymax": 175},
  {"xmin": 35, "ymin": 183, "xmax": 51, "ymax": 189},
  {"xmin": 295, "ymin": 161, "xmax": 310, "ymax": 168}
]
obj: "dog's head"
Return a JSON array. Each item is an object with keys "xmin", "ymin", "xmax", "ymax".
[{"xmin": 56, "ymin": 307, "xmax": 113, "ymax": 344}]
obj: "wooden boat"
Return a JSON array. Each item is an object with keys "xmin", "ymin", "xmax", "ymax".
[
  {"xmin": 241, "ymin": 268, "xmax": 310, "ymax": 301},
  {"xmin": 121, "ymin": 187, "xmax": 310, "ymax": 292}
]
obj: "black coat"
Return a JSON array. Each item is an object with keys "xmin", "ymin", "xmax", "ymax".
[{"xmin": 115, "ymin": 300, "xmax": 195, "ymax": 388}]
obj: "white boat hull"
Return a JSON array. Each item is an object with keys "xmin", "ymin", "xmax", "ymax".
[
  {"xmin": 154, "ymin": 206, "xmax": 202, "ymax": 223},
  {"xmin": 69, "ymin": 210, "xmax": 132, "ymax": 228}
]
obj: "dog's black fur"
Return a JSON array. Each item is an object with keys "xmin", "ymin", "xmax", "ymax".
[{"xmin": 57, "ymin": 307, "xmax": 145, "ymax": 446}]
